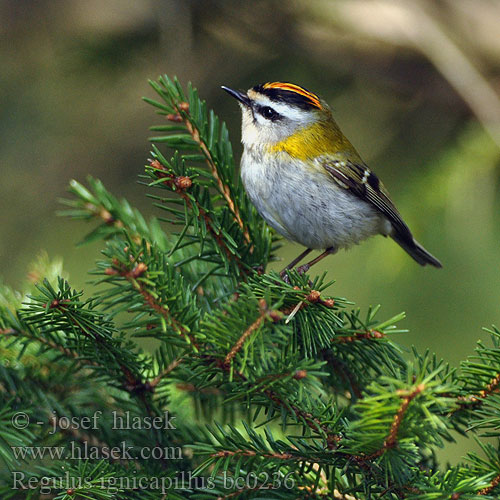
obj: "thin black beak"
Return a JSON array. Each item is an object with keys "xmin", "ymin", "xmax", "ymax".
[{"xmin": 221, "ymin": 86, "xmax": 251, "ymax": 107}]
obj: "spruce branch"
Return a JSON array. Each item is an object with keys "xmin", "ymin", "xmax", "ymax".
[
  {"xmin": 99, "ymin": 238, "xmax": 202, "ymax": 354},
  {"xmin": 478, "ymin": 474, "xmax": 500, "ymax": 496},
  {"xmin": 173, "ymin": 102, "xmax": 250, "ymax": 246},
  {"xmin": 208, "ymin": 356, "xmax": 342, "ymax": 448},
  {"xmin": 331, "ymin": 329, "xmax": 385, "ymax": 343},
  {"xmin": 1, "ymin": 324, "xmax": 85, "ymax": 364},
  {"xmin": 60, "ymin": 177, "xmax": 170, "ymax": 250},
  {"xmin": 364, "ymin": 383, "xmax": 426, "ymax": 460},
  {"xmin": 107, "ymin": 253, "xmax": 199, "ymax": 350},
  {"xmin": 224, "ymin": 298, "xmax": 280, "ymax": 366},
  {"xmin": 14, "ymin": 278, "xmax": 165, "ymax": 423},
  {"xmin": 148, "ymin": 357, "xmax": 185, "ymax": 389},
  {"xmin": 147, "ymin": 77, "xmax": 250, "ymax": 245},
  {"xmin": 343, "ymin": 357, "xmax": 456, "ymax": 488},
  {"xmin": 5, "ymin": 75, "xmax": 500, "ymax": 499},
  {"xmin": 445, "ymin": 328, "xmax": 500, "ymax": 435},
  {"xmin": 39, "ymin": 290, "xmax": 138, "ymax": 390},
  {"xmin": 144, "ymin": 76, "xmax": 276, "ymax": 282},
  {"xmin": 147, "ymin": 158, "xmax": 248, "ymax": 277}
]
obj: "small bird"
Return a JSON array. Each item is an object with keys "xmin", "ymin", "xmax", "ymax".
[{"xmin": 222, "ymin": 82, "xmax": 442, "ymax": 275}]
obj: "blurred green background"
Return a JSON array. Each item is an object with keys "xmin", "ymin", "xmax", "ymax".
[{"xmin": 1, "ymin": 1, "xmax": 500, "ymax": 385}]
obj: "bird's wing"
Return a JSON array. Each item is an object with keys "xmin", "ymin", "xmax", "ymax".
[{"xmin": 322, "ymin": 158, "xmax": 413, "ymax": 240}]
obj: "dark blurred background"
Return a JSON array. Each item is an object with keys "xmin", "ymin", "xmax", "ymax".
[{"xmin": 1, "ymin": 0, "xmax": 500, "ymax": 390}]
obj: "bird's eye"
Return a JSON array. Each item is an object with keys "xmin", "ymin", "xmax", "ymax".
[{"xmin": 258, "ymin": 106, "xmax": 280, "ymax": 120}]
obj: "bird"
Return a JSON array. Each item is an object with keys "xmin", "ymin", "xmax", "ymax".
[{"xmin": 222, "ymin": 81, "xmax": 442, "ymax": 276}]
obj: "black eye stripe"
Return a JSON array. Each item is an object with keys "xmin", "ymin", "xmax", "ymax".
[{"xmin": 256, "ymin": 105, "xmax": 281, "ymax": 121}]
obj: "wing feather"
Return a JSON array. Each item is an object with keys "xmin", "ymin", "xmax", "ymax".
[{"xmin": 323, "ymin": 160, "xmax": 413, "ymax": 240}]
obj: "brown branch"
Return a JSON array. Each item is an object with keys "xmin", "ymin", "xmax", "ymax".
[
  {"xmin": 280, "ymin": 289, "xmax": 335, "ymax": 315},
  {"xmin": 445, "ymin": 371, "xmax": 500, "ymax": 415},
  {"xmin": 175, "ymin": 103, "xmax": 251, "ymax": 245},
  {"xmin": 48, "ymin": 300, "xmax": 139, "ymax": 390},
  {"xmin": 331, "ymin": 330, "xmax": 385, "ymax": 343},
  {"xmin": 149, "ymin": 357, "xmax": 184, "ymax": 389},
  {"xmin": 363, "ymin": 384, "xmax": 425, "ymax": 460},
  {"xmin": 478, "ymin": 472, "xmax": 500, "ymax": 495},
  {"xmin": 1, "ymin": 326, "xmax": 98, "ymax": 367},
  {"xmin": 476, "ymin": 372, "xmax": 500, "ymax": 400},
  {"xmin": 264, "ymin": 388, "xmax": 341, "ymax": 450},
  {"xmin": 110, "ymin": 258, "xmax": 200, "ymax": 351},
  {"xmin": 137, "ymin": 285, "xmax": 198, "ymax": 349},
  {"xmin": 224, "ymin": 289, "xmax": 334, "ymax": 366},
  {"xmin": 211, "ymin": 449, "xmax": 296, "ymax": 461},
  {"xmin": 150, "ymin": 159, "xmax": 248, "ymax": 275},
  {"xmin": 385, "ymin": 384, "xmax": 425, "ymax": 450},
  {"xmin": 224, "ymin": 299, "xmax": 270, "ymax": 365},
  {"xmin": 212, "ymin": 357, "xmax": 341, "ymax": 449}
]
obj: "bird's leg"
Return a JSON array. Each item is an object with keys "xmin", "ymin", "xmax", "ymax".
[
  {"xmin": 280, "ymin": 248, "xmax": 313, "ymax": 280},
  {"xmin": 296, "ymin": 247, "xmax": 336, "ymax": 275}
]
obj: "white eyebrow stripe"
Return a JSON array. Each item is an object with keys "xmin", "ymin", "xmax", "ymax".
[{"xmin": 251, "ymin": 95, "xmax": 316, "ymax": 123}]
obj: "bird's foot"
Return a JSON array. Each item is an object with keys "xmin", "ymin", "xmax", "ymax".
[
  {"xmin": 296, "ymin": 263, "xmax": 310, "ymax": 275},
  {"xmin": 280, "ymin": 270, "xmax": 291, "ymax": 284}
]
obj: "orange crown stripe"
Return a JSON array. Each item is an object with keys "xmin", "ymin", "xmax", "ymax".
[{"xmin": 263, "ymin": 82, "xmax": 322, "ymax": 109}]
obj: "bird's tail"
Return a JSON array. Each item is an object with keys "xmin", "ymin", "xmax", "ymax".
[{"xmin": 391, "ymin": 233, "xmax": 442, "ymax": 268}]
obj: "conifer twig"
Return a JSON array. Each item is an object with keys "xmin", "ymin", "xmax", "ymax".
[
  {"xmin": 150, "ymin": 159, "xmax": 247, "ymax": 274},
  {"xmin": 47, "ymin": 299, "xmax": 139, "ymax": 388},
  {"xmin": 2, "ymin": 326, "xmax": 98, "ymax": 367},
  {"xmin": 478, "ymin": 472, "xmax": 500, "ymax": 496},
  {"xmin": 224, "ymin": 299, "xmax": 269, "ymax": 365},
  {"xmin": 149, "ymin": 357, "xmax": 184, "ymax": 389},
  {"xmin": 172, "ymin": 102, "xmax": 251, "ymax": 245},
  {"xmin": 446, "ymin": 371, "xmax": 500, "ymax": 414},
  {"xmin": 363, "ymin": 383, "xmax": 425, "ymax": 459},
  {"xmin": 224, "ymin": 290, "xmax": 335, "ymax": 366},
  {"xmin": 473, "ymin": 371, "xmax": 500, "ymax": 400},
  {"xmin": 212, "ymin": 357, "xmax": 341, "ymax": 449},
  {"xmin": 331, "ymin": 330, "xmax": 385, "ymax": 343},
  {"xmin": 37, "ymin": 296, "xmax": 162, "ymax": 424},
  {"xmin": 108, "ymin": 258, "xmax": 200, "ymax": 350},
  {"xmin": 211, "ymin": 449, "xmax": 296, "ymax": 460}
]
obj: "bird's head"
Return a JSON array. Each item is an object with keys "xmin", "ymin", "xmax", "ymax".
[{"xmin": 222, "ymin": 82, "xmax": 331, "ymax": 149}]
